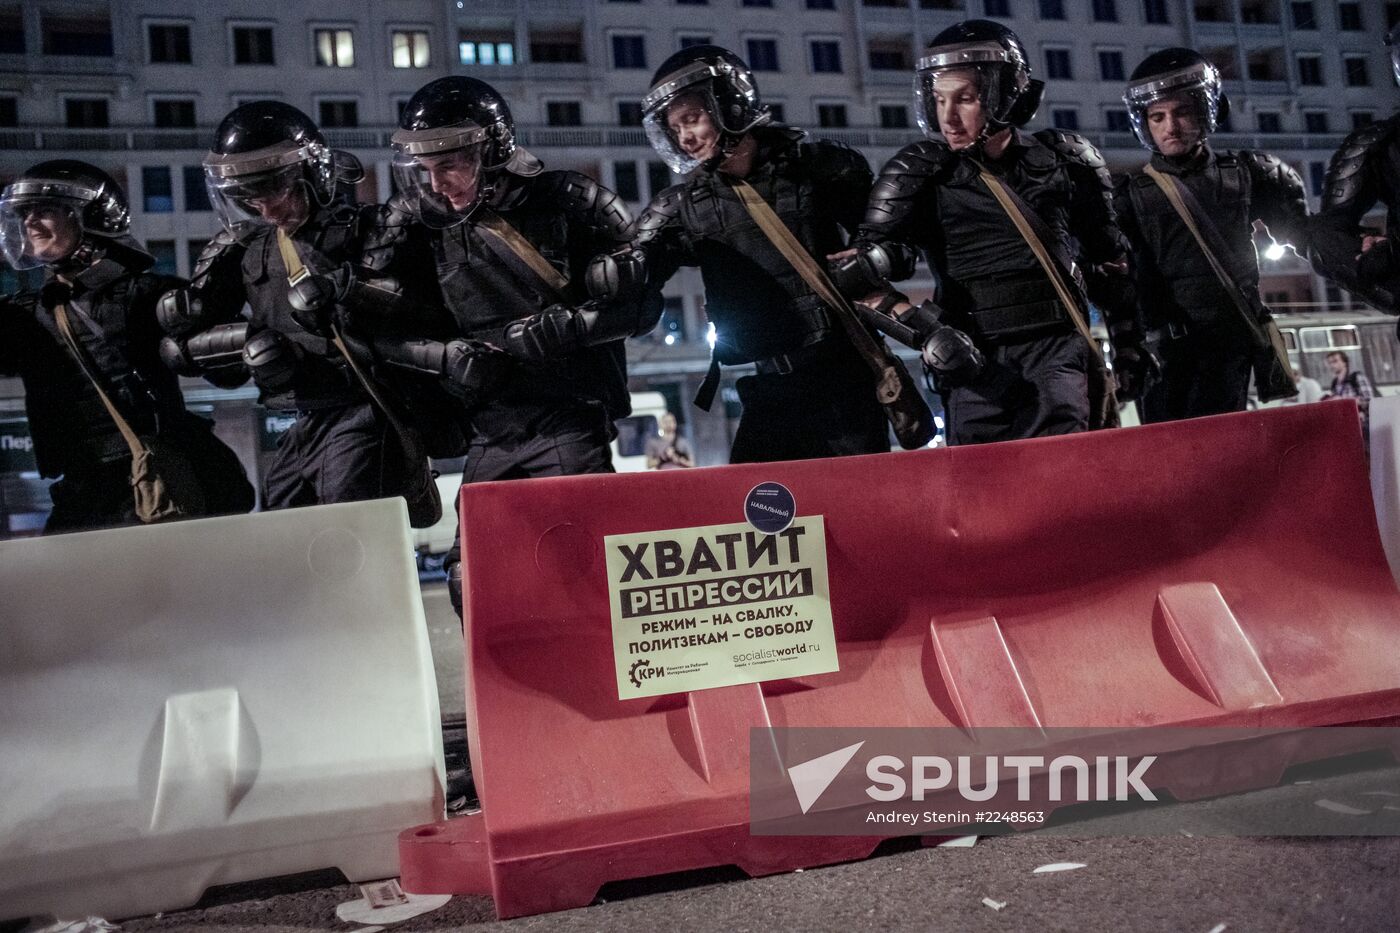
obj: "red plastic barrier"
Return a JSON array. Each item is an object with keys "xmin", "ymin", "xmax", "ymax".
[{"xmin": 401, "ymin": 401, "xmax": 1400, "ymax": 918}]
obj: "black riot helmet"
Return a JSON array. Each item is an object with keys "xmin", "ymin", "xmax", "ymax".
[
  {"xmin": 1388, "ymin": 23, "xmax": 1400, "ymax": 88},
  {"xmin": 642, "ymin": 45, "xmax": 772, "ymax": 174},
  {"xmin": 1123, "ymin": 48, "xmax": 1229, "ymax": 153},
  {"xmin": 0, "ymin": 160, "xmax": 130, "ymax": 271},
  {"xmin": 914, "ymin": 20, "xmax": 1044, "ymax": 145},
  {"xmin": 203, "ymin": 101, "xmax": 342, "ymax": 236},
  {"xmin": 391, "ymin": 76, "xmax": 542, "ymax": 228}
]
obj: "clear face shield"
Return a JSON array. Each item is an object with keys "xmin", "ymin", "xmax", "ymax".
[
  {"xmin": 1389, "ymin": 25, "xmax": 1400, "ymax": 87},
  {"xmin": 0, "ymin": 184, "xmax": 88, "ymax": 270},
  {"xmin": 390, "ymin": 144, "xmax": 487, "ymax": 229},
  {"xmin": 1124, "ymin": 63, "xmax": 1221, "ymax": 152},
  {"xmin": 914, "ymin": 42, "xmax": 1021, "ymax": 146},
  {"xmin": 205, "ymin": 163, "xmax": 313, "ymax": 237},
  {"xmin": 914, "ymin": 66, "xmax": 1000, "ymax": 144},
  {"xmin": 643, "ymin": 86, "xmax": 726, "ymax": 175}
]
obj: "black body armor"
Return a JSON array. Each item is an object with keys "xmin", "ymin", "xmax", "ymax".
[{"xmin": 1312, "ymin": 115, "xmax": 1400, "ymax": 312}]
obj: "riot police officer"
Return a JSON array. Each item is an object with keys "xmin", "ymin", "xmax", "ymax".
[
  {"xmin": 1312, "ymin": 25, "xmax": 1400, "ymax": 314},
  {"xmin": 1116, "ymin": 48, "xmax": 1308, "ymax": 422},
  {"xmin": 0, "ymin": 160, "xmax": 252, "ymax": 532},
  {"xmin": 158, "ymin": 102, "xmax": 422, "ymax": 511},
  {"xmin": 841, "ymin": 21, "xmax": 1142, "ymax": 446},
  {"xmin": 630, "ymin": 45, "xmax": 892, "ymax": 462},
  {"xmin": 361, "ymin": 76, "xmax": 647, "ymax": 611}
]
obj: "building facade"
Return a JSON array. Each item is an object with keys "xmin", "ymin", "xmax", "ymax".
[{"xmin": 0, "ymin": 0, "xmax": 1397, "ymax": 527}]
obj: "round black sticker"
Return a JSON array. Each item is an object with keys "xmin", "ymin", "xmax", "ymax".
[{"xmin": 745, "ymin": 482, "xmax": 796, "ymax": 534}]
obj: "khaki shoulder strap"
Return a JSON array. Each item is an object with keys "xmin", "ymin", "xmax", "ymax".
[
  {"xmin": 973, "ymin": 165, "xmax": 1101, "ymax": 360},
  {"xmin": 53, "ymin": 301, "xmax": 144, "ymax": 458},
  {"xmin": 275, "ymin": 230, "xmax": 412, "ymax": 441},
  {"xmin": 475, "ymin": 206, "xmax": 570, "ymax": 294},
  {"xmin": 724, "ymin": 175, "xmax": 902, "ymax": 404}
]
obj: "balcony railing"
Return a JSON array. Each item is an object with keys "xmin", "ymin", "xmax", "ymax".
[{"xmin": 0, "ymin": 125, "xmax": 1350, "ymax": 156}]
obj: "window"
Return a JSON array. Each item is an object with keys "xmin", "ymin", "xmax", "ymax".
[
  {"xmin": 1297, "ymin": 55, "xmax": 1323, "ymax": 86},
  {"xmin": 64, "ymin": 98, "xmax": 108, "ymax": 128},
  {"xmin": 142, "ymin": 167, "xmax": 173, "ymax": 213},
  {"xmin": 1092, "ymin": 0, "xmax": 1117, "ymax": 22},
  {"xmin": 0, "ymin": 8, "xmax": 23, "ymax": 54},
  {"xmin": 0, "ymin": 96, "xmax": 15, "ymax": 127},
  {"xmin": 1338, "ymin": 2, "xmax": 1363, "ymax": 30},
  {"xmin": 1105, "ymin": 109, "xmax": 1131, "ymax": 132},
  {"xmin": 984, "ymin": 0, "xmax": 1010, "ymax": 16},
  {"xmin": 612, "ymin": 34, "xmax": 646, "ymax": 69},
  {"xmin": 808, "ymin": 0, "xmax": 837, "ymax": 8},
  {"xmin": 187, "ymin": 239, "xmax": 209, "ymax": 272},
  {"xmin": 1044, "ymin": 48, "xmax": 1072, "ymax": 80},
  {"xmin": 1352, "ymin": 112, "xmax": 1375, "ymax": 130},
  {"xmin": 1193, "ymin": 0, "xmax": 1228, "ymax": 22},
  {"xmin": 1051, "ymin": 108, "xmax": 1079, "ymax": 131},
  {"xmin": 879, "ymin": 104, "xmax": 909, "ymax": 128},
  {"xmin": 314, "ymin": 29, "xmax": 354, "ymax": 67},
  {"xmin": 546, "ymin": 101, "xmax": 582, "ymax": 126},
  {"xmin": 1389, "ymin": 2, "xmax": 1400, "ymax": 28},
  {"xmin": 742, "ymin": 0, "xmax": 774, "ymax": 6},
  {"xmin": 232, "ymin": 26, "xmax": 274, "ymax": 65},
  {"xmin": 1304, "ymin": 112, "xmax": 1328, "ymax": 134},
  {"xmin": 678, "ymin": 0, "xmax": 708, "ymax": 4},
  {"xmin": 42, "ymin": 13, "xmax": 112, "ymax": 56},
  {"xmin": 1343, "ymin": 55, "xmax": 1370, "ymax": 88},
  {"xmin": 531, "ymin": 30, "xmax": 583, "ymax": 63},
  {"xmin": 647, "ymin": 162, "xmax": 672, "ymax": 198},
  {"xmin": 810, "ymin": 40, "xmax": 842, "ymax": 73},
  {"xmin": 868, "ymin": 39, "xmax": 909, "ymax": 71},
  {"xmin": 1099, "ymin": 51, "xmax": 1125, "ymax": 81},
  {"xmin": 1299, "ymin": 325, "xmax": 1360, "ymax": 353},
  {"xmin": 1143, "ymin": 0, "xmax": 1169, "ymax": 23},
  {"xmin": 1256, "ymin": 112, "xmax": 1281, "ymax": 133},
  {"xmin": 1239, "ymin": 0, "xmax": 1277, "ymax": 23},
  {"xmin": 183, "ymin": 166, "xmax": 211, "ymax": 211},
  {"xmin": 679, "ymin": 35, "xmax": 713, "ymax": 49},
  {"xmin": 391, "ymin": 30, "xmax": 430, "ymax": 69},
  {"xmin": 747, "ymin": 38, "xmax": 779, "ymax": 71},
  {"xmin": 817, "ymin": 103, "xmax": 848, "ymax": 127},
  {"xmin": 618, "ymin": 101, "xmax": 643, "ymax": 126},
  {"xmin": 153, "ymin": 99, "xmax": 196, "ymax": 128},
  {"xmin": 1039, "ymin": 0, "xmax": 1065, "ymax": 19},
  {"xmin": 767, "ymin": 103, "xmax": 786, "ymax": 122},
  {"xmin": 318, "ymin": 100, "xmax": 358, "ymax": 128},
  {"xmin": 147, "ymin": 240, "xmax": 177, "ymax": 276},
  {"xmin": 148, "ymin": 24, "xmax": 191, "ymax": 64},
  {"xmin": 1290, "ymin": 2, "xmax": 1316, "ymax": 28},
  {"xmin": 1306, "ymin": 162, "xmax": 1328, "ymax": 197},
  {"xmin": 459, "ymin": 35, "xmax": 514, "ymax": 66},
  {"xmin": 613, "ymin": 162, "xmax": 640, "ymax": 202}
]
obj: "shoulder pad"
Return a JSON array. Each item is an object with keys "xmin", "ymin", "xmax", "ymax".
[
  {"xmin": 801, "ymin": 138, "xmax": 873, "ymax": 179},
  {"xmin": 539, "ymin": 170, "xmax": 635, "ymax": 243},
  {"xmin": 1321, "ymin": 124, "xmax": 1391, "ymax": 210},
  {"xmin": 1034, "ymin": 129, "xmax": 1106, "ymax": 170},
  {"xmin": 880, "ymin": 140, "xmax": 956, "ymax": 178},
  {"xmin": 634, "ymin": 184, "xmax": 686, "ymax": 243},
  {"xmin": 190, "ymin": 228, "xmax": 244, "ymax": 284},
  {"xmin": 1242, "ymin": 149, "xmax": 1305, "ymax": 190}
]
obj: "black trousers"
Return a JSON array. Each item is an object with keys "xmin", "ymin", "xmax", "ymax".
[
  {"xmin": 1141, "ymin": 324, "xmax": 1253, "ymax": 424},
  {"xmin": 444, "ymin": 401, "xmax": 615, "ymax": 607},
  {"xmin": 729, "ymin": 344, "xmax": 890, "ymax": 464},
  {"xmin": 944, "ymin": 330, "xmax": 1090, "ymax": 446},
  {"xmin": 262, "ymin": 402, "xmax": 404, "ymax": 510}
]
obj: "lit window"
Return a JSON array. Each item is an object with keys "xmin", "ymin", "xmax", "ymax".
[
  {"xmin": 392, "ymin": 30, "xmax": 430, "ymax": 68},
  {"xmin": 314, "ymin": 29, "xmax": 354, "ymax": 67}
]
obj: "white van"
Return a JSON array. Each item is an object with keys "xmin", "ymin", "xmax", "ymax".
[{"xmin": 413, "ymin": 391, "xmax": 672, "ymax": 568}]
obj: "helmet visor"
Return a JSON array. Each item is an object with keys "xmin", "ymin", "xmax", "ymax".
[
  {"xmin": 0, "ymin": 191, "xmax": 84, "ymax": 270},
  {"xmin": 1389, "ymin": 24, "xmax": 1400, "ymax": 87},
  {"xmin": 914, "ymin": 65, "xmax": 1002, "ymax": 145},
  {"xmin": 390, "ymin": 144, "xmax": 486, "ymax": 229},
  {"xmin": 643, "ymin": 86, "xmax": 726, "ymax": 175},
  {"xmin": 205, "ymin": 164, "xmax": 311, "ymax": 236}
]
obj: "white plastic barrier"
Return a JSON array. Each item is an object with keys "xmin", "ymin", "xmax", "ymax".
[
  {"xmin": 1370, "ymin": 395, "xmax": 1400, "ymax": 588},
  {"xmin": 0, "ymin": 499, "xmax": 444, "ymax": 921}
]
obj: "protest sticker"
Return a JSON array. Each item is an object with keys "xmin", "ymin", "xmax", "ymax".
[{"xmin": 605, "ymin": 517, "xmax": 838, "ymax": 700}]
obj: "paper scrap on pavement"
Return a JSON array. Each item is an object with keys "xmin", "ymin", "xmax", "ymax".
[
  {"xmin": 28, "ymin": 919, "xmax": 122, "ymax": 933},
  {"xmin": 335, "ymin": 893, "xmax": 452, "ymax": 926},
  {"xmin": 1206, "ymin": 924, "xmax": 1228, "ymax": 933},
  {"xmin": 1314, "ymin": 799, "xmax": 1372, "ymax": 816},
  {"xmin": 938, "ymin": 835, "xmax": 979, "ymax": 848},
  {"xmin": 359, "ymin": 879, "xmax": 410, "ymax": 908},
  {"xmin": 982, "ymin": 897, "xmax": 1007, "ymax": 911},
  {"xmin": 1033, "ymin": 862, "xmax": 1087, "ymax": 874}
]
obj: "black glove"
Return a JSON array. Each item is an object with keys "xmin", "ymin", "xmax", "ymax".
[
  {"xmin": 39, "ymin": 281, "xmax": 73, "ymax": 311},
  {"xmin": 443, "ymin": 339, "xmax": 512, "ymax": 407},
  {"xmin": 242, "ymin": 329, "xmax": 302, "ymax": 392},
  {"xmin": 1110, "ymin": 341, "xmax": 1161, "ymax": 401},
  {"xmin": 1358, "ymin": 238, "xmax": 1398, "ymax": 288},
  {"xmin": 287, "ymin": 263, "xmax": 353, "ymax": 335},
  {"xmin": 922, "ymin": 323, "xmax": 984, "ymax": 387},
  {"xmin": 503, "ymin": 304, "xmax": 581, "ymax": 361}
]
